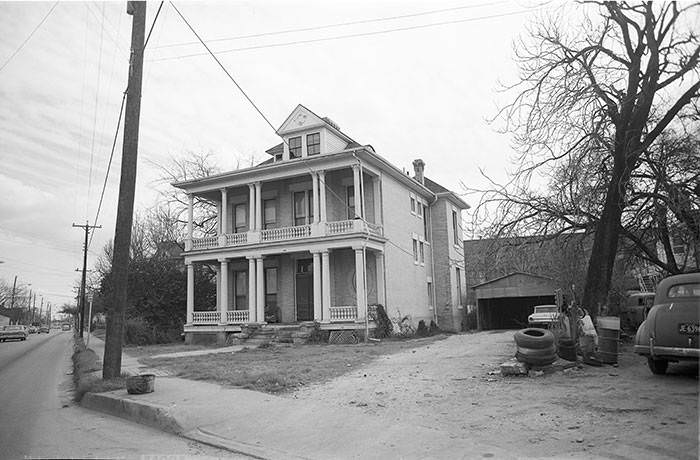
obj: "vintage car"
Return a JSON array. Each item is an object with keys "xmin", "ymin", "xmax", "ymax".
[
  {"xmin": 620, "ymin": 291, "xmax": 655, "ymax": 332},
  {"xmin": 61, "ymin": 323, "xmax": 72, "ymax": 331},
  {"xmin": 527, "ymin": 305, "xmax": 562, "ymax": 328},
  {"xmin": 0, "ymin": 325, "xmax": 29, "ymax": 342},
  {"xmin": 39, "ymin": 325, "xmax": 50, "ymax": 333},
  {"xmin": 634, "ymin": 273, "xmax": 700, "ymax": 375}
]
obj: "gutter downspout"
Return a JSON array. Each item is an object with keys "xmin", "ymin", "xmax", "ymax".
[{"xmin": 428, "ymin": 194, "xmax": 439, "ymax": 326}]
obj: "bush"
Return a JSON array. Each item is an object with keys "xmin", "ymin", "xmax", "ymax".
[
  {"xmin": 308, "ymin": 322, "xmax": 329, "ymax": 343},
  {"xmin": 429, "ymin": 320, "xmax": 441, "ymax": 335},
  {"xmin": 462, "ymin": 308, "xmax": 478, "ymax": 331},
  {"xmin": 371, "ymin": 304, "xmax": 393, "ymax": 338},
  {"xmin": 123, "ymin": 317, "xmax": 182, "ymax": 345},
  {"xmin": 416, "ymin": 320, "xmax": 429, "ymax": 337}
]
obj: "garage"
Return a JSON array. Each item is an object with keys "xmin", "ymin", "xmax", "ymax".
[{"xmin": 473, "ymin": 272, "xmax": 556, "ymax": 330}]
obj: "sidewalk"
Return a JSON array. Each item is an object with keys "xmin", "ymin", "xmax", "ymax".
[
  {"xmin": 80, "ymin": 334, "xmax": 514, "ymax": 459},
  {"xmin": 85, "ymin": 333, "xmax": 170, "ymax": 377}
]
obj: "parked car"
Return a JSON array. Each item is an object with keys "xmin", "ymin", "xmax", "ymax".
[
  {"xmin": 634, "ymin": 273, "xmax": 700, "ymax": 375},
  {"xmin": 0, "ymin": 325, "xmax": 29, "ymax": 341},
  {"xmin": 527, "ymin": 305, "xmax": 563, "ymax": 328},
  {"xmin": 39, "ymin": 325, "xmax": 50, "ymax": 333},
  {"xmin": 27, "ymin": 325, "xmax": 38, "ymax": 334},
  {"xmin": 620, "ymin": 291, "xmax": 655, "ymax": 332},
  {"xmin": 61, "ymin": 324, "xmax": 72, "ymax": 331}
]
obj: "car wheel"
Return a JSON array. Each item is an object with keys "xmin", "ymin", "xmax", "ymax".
[
  {"xmin": 514, "ymin": 328, "xmax": 555, "ymax": 350},
  {"xmin": 647, "ymin": 357, "xmax": 668, "ymax": 375}
]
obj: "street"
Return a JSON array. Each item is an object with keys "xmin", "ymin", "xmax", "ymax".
[{"xmin": 0, "ymin": 330, "xmax": 239, "ymax": 459}]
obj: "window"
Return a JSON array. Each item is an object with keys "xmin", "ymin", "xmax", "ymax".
[
  {"xmin": 306, "ymin": 132, "xmax": 320, "ymax": 155},
  {"xmin": 452, "ymin": 210, "xmax": 460, "ymax": 245},
  {"xmin": 456, "ymin": 267, "xmax": 463, "ymax": 306},
  {"xmin": 234, "ymin": 203, "xmax": 247, "ymax": 233},
  {"xmin": 413, "ymin": 238, "xmax": 418, "ymax": 263},
  {"xmin": 419, "ymin": 241, "xmax": 425, "ymax": 264},
  {"xmin": 410, "ymin": 196, "xmax": 416, "ymax": 214},
  {"xmin": 417, "ymin": 201, "xmax": 423, "ymax": 217},
  {"xmin": 289, "ymin": 136, "xmax": 302, "ymax": 158},
  {"xmin": 234, "ymin": 271, "xmax": 247, "ymax": 309},
  {"xmin": 347, "ymin": 186, "xmax": 356, "ymax": 219},
  {"xmin": 293, "ymin": 191, "xmax": 314, "ymax": 226},
  {"xmin": 263, "ymin": 199, "xmax": 276, "ymax": 229},
  {"xmin": 427, "ymin": 282, "xmax": 433, "ymax": 307},
  {"xmin": 265, "ymin": 268, "xmax": 278, "ymax": 310},
  {"xmin": 274, "ymin": 153, "xmax": 282, "ymax": 162},
  {"xmin": 423, "ymin": 205, "xmax": 429, "ymax": 239}
]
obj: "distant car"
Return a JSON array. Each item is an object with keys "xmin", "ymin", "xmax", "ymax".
[
  {"xmin": 61, "ymin": 324, "xmax": 72, "ymax": 331},
  {"xmin": 634, "ymin": 273, "xmax": 700, "ymax": 375},
  {"xmin": 28, "ymin": 325, "xmax": 38, "ymax": 334},
  {"xmin": 527, "ymin": 305, "xmax": 562, "ymax": 328},
  {"xmin": 620, "ymin": 291, "xmax": 655, "ymax": 332},
  {"xmin": 39, "ymin": 326, "xmax": 50, "ymax": 334},
  {"xmin": 0, "ymin": 325, "xmax": 28, "ymax": 342}
]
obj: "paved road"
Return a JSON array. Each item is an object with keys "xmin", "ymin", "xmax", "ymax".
[{"xmin": 0, "ymin": 330, "xmax": 242, "ymax": 459}]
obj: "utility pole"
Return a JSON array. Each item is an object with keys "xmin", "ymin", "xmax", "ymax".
[
  {"xmin": 73, "ymin": 221, "xmax": 101, "ymax": 338},
  {"xmin": 103, "ymin": 0, "xmax": 146, "ymax": 380}
]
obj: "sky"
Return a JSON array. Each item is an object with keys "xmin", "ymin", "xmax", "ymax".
[{"xmin": 0, "ymin": 0, "xmax": 560, "ymax": 310}]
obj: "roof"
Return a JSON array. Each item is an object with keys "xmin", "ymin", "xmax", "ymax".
[
  {"xmin": 471, "ymin": 271, "xmax": 554, "ymax": 289},
  {"xmin": 422, "ymin": 176, "xmax": 469, "ymax": 209},
  {"xmin": 423, "ymin": 177, "xmax": 449, "ymax": 194}
]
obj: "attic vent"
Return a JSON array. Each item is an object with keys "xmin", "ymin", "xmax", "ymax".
[{"xmin": 322, "ymin": 117, "xmax": 340, "ymax": 131}]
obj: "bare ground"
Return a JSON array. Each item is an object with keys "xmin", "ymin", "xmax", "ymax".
[{"xmin": 288, "ymin": 330, "xmax": 699, "ymax": 460}]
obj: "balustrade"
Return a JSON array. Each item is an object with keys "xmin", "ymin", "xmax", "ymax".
[
  {"xmin": 192, "ymin": 236, "xmax": 218, "ymax": 250},
  {"xmin": 192, "ymin": 311, "xmax": 220, "ymax": 324},
  {"xmin": 329, "ymin": 305, "xmax": 358, "ymax": 322},
  {"xmin": 226, "ymin": 310, "xmax": 249, "ymax": 323},
  {"xmin": 261, "ymin": 224, "xmax": 311, "ymax": 242}
]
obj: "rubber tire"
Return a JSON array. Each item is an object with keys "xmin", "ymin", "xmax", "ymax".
[
  {"xmin": 516, "ymin": 351, "xmax": 557, "ymax": 366},
  {"xmin": 516, "ymin": 344, "xmax": 556, "ymax": 358},
  {"xmin": 648, "ymin": 357, "xmax": 668, "ymax": 375},
  {"xmin": 514, "ymin": 328, "xmax": 555, "ymax": 350}
]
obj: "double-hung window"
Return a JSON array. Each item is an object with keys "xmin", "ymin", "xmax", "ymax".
[
  {"xmin": 410, "ymin": 196, "xmax": 416, "ymax": 214},
  {"xmin": 419, "ymin": 241, "xmax": 425, "ymax": 265},
  {"xmin": 293, "ymin": 191, "xmax": 314, "ymax": 226},
  {"xmin": 234, "ymin": 271, "xmax": 247, "ymax": 309},
  {"xmin": 306, "ymin": 133, "xmax": 320, "ymax": 155},
  {"xmin": 263, "ymin": 199, "xmax": 276, "ymax": 229},
  {"xmin": 412, "ymin": 238, "xmax": 418, "ymax": 263},
  {"xmin": 234, "ymin": 203, "xmax": 247, "ymax": 233},
  {"xmin": 423, "ymin": 205, "xmax": 429, "ymax": 239},
  {"xmin": 289, "ymin": 136, "xmax": 302, "ymax": 158},
  {"xmin": 347, "ymin": 186, "xmax": 356, "ymax": 219},
  {"xmin": 452, "ymin": 210, "xmax": 460, "ymax": 245},
  {"xmin": 265, "ymin": 268, "xmax": 278, "ymax": 311}
]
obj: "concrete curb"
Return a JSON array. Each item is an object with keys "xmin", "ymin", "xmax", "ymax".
[
  {"xmin": 81, "ymin": 392, "xmax": 185, "ymax": 435},
  {"xmin": 184, "ymin": 427, "xmax": 310, "ymax": 460}
]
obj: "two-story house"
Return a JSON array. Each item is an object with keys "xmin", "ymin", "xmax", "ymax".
[{"xmin": 174, "ymin": 105, "xmax": 468, "ymax": 343}]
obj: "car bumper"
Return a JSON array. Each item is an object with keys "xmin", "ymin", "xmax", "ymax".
[{"xmin": 634, "ymin": 344, "xmax": 700, "ymax": 359}]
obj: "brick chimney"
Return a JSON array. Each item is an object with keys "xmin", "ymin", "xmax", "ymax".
[{"xmin": 413, "ymin": 159, "xmax": 425, "ymax": 185}]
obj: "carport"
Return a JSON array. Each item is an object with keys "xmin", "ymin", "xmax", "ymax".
[{"xmin": 473, "ymin": 272, "xmax": 556, "ymax": 330}]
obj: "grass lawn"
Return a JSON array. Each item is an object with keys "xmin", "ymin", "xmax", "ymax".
[
  {"xmin": 139, "ymin": 335, "xmax": 447, "ymax": 394},
  {"xmin": 124, "ymin": 342, "xmax": 225, "ymax": 359}
]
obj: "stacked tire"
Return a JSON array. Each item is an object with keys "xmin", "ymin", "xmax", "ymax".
[{"xmin": 514, "ymin": 328, "xmax": 557, "ymax": 366}]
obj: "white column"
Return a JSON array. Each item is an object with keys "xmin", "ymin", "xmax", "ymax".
[
  {"xmin": 256, "ymin": 256, "xmax": 265, "ymax": 323},
  {"xmin": 352, "ymin": 165, "xmax": 361, "ymax": 219},
  {"xmin": 220, "ymin": 188, "xmax": 228, "ymax": 234},
  {"xmin": 313, "ymin": 252, "xmax": 322, "ymax": 320},
  {"xmin": 322, "ymin": 250, "xmax": 331, "ymax": 322},
  {"xmin": 376, "ymin": 252, "xmax": 386, "ymax": 306},
  {"xmin": 311, "ymin": 173, "xmax": 320, "ymax": 223},
  {"xmin": 216, "ymin": 202, "xmax": 222, "ymax": 235},
  {"xmin": 248, "ymin": 184, "xmax": 256, "ymax": 231},
  {"xmin": 354, "ymin": 248, "xmax": 367, "ymax": 320},
  {"xmin": 215, "ymin": 265, "xmax": 220, "ymax": 312},
  {"xmin": 219, "ymin": 259, "xmax": 228, "ymax": 324},
  {"xmin": 318, "ymin": 171, "xmax": 327, "ymax": 222},
  {"xmin": 186, "ymin": 194, "xmax": 194, "ymax": 250},
  {"xmin": 247, "ymin": 257, "xmax": 256, "ymax": 322},
  {"xmin": 255, "ymin": 182, "xmax": 263, "ymax": 231},
  {"xmin": 186, "ymin": 263, "xmax": 194, "ymax": 324}
]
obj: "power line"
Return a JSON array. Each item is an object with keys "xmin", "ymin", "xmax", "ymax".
[
  {"xmin": 154, "ymin": 1, "xmax": 505, "ymax": 50},
  {"xmin": 153, "ymin": 6, "xmax": 539, "ymax": 62},
  {"xmin": 0, "ymin": 1, "xmax": 59, "ymax": 73}
]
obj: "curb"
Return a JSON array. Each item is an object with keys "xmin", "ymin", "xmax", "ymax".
[
  {"xmin": 81, "ymin": 392, "xmax": 185, "ymax": 435},
  {"xmin": 184, "ymin": 427, "xmax": 310, "ymax": 460}
]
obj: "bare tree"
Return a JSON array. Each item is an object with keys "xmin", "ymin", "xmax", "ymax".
[{"xmin": 472, "ymin": 2, "xmax": 699, "ymax": 316}]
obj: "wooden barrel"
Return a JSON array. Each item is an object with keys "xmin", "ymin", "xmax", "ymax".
[{"xmin": 597, "ymin": 316, "xmax": 620, "ymax": 364}]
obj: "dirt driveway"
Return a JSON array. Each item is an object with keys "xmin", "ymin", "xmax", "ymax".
[{"xmin": 289, "ymin": 331, "xmax": 698, "ymax": 459}]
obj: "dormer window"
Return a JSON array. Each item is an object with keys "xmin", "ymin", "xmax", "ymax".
[
  {"xmin": 289, "ymin": 136, "xmax": 302, "ymax": 158},
  {"xmin": 307, "ymin": 132, "xmax": 320, "ymax": 155}
]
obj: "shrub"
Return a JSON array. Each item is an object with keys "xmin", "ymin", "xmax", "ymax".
[
  {"xmin": 429, "ymin": 320, "xmax": 441, "ymax": 335},
  {"xmin": 371, "ymin": 304, "xmax": 393, "ymax": 338},
  {"xmin": 308, "ymin": 322, "xmax": 329, "ymax": 343},
  {"xmin": 416, "ymin": 320, "xmax": 429, "ymax": 337}
]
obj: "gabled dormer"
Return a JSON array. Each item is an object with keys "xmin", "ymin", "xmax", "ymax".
[{"xmin": 267, "ymin": 104, "xmax": 358, "ymax": 162}]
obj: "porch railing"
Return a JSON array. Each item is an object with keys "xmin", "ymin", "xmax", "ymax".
[
  {"xmin": 366, "ymin": 222, "xmax": 384, "ymax": 237},
  {"xmin": 192, "ymin": 311, "xmax": 220, "ymax": 324},
  {"xmin": 192, "ymin": 236, "xmax": 218, "ymax": 250},
  {"xmin": 226, "ymin": 232, "xmax": 247, "ymax": 246},
  {"xmin": 329, "ymin": 305, "xmax": 358, "ymax": 322},
  {"xmin": 261, "ymin": 224, "xmax": 311, "ymax": 242},
  {"xmin": 226, "ymin": 310, "xmax": 249, "ymax": 323},
  {"xmin": 326, "ymin": 220, "xmax": 354, "ymax": 235}
]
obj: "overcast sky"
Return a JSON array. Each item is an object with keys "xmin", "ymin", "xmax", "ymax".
[{"xmin": 0, "ymin": 0, "xmax": 560, "ymax": 309}]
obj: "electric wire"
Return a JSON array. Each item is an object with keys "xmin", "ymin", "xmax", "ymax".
[
  {"xmin": 0, "ymin": 1, "xmax": 59, "ymax": 73},
  {"xmin": 154, "ymin": 1, "xmax": 505, "ymax": 50},
  {"xmin": 86, "ymin": 1, "xmax": 106, "ymax": 219},
  {"xmin": 154, "ymin": 6, "xmax": 539, "ymax": 62}
]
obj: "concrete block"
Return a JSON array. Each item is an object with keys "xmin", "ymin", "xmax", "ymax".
[{"xmin": 500, "ymin": 359, "xmax": 528, "ymax": 376}]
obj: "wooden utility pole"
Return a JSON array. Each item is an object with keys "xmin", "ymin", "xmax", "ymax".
[
  {"xmin": 73, "ymin": 221, "xmax": 101, "ymax": 338},
  {"xmin": 103, "ymin": 0, "xmax": 146, "ymax": 380}
]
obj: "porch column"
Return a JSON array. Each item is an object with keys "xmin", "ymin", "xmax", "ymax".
[
  {"xmin": 322, "ymin": 250, "xmax": 331, "ymax": 322},
  {"xmin": 247, "ymin": 256, "xmax": 256, "ymax": 322},
  {"xmin": 214, "ymin": 265, "xmax": 221, "ymax": 312},
  {"xmin": 376, "ymin": 252, "xmax": 386, "ymax": 306},
  {"xmin": 255, "ymin": 182, "xmax": 263, "ymax": 231},
  {"xmin": 186, "ymin": 262, "xmax": 194, "ymax": 324},
  {"xmin": 248, "ymin": 184, "xmax": 256, "ymax": 231},
  {"xmin": 318, "ymin": 170, "xmax": 327, "ymax": 222},
  {"xmin": 313, "ymin": 251, "xmax": 322, "ymax": 320},
  {"xmin": 220, "ymin": 188, "xmax": 228, "ymax": 235},
  {"xmin": 186, "ymin": 194, "xmax": 193, "ymax": 250},
  {"xmin": 352, "ymin": 164, "xmax": 362, "ymax": 218},
  {"xmin": 256, "ymin": 256, "xmax": 265, "ymax": 323},
  {"xmin": 216, "ymin": 201, "xmax": 222, "ymax": 235},
  {"xmin": 219, "ymin": 259, "xmax": 228, "ymax": 324},
  {"xmin": 354, "ymin": 247, "xmax": 367, "ymax": 320},
  {"xmin": 311, "ymin": 173, "xmax": 320, "ymax": 223}
]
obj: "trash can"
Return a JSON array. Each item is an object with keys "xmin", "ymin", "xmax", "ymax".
[{"xmin": 597, "ymin": 316, "xmax": 620, "ymax": 364}]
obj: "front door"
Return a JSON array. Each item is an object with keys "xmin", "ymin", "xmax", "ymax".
[{"xmin": 296, "ymin": 259, "xmax": 313, "ymax": 321}]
